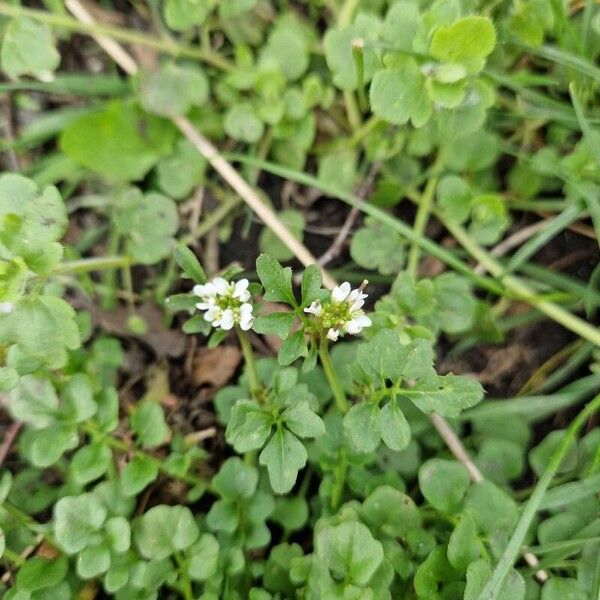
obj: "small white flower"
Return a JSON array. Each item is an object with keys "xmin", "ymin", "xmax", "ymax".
[
  {"xmin": 304, "ymin": 281, "xmax": 371, "ymax": 342},
  {"xmin": 304, "ymin": 301, "xmax": 323, "ymax": 317},
  {"xmin": 0, "ymin": 302, "xmax": 14, "ymax": 315},
  {"xmin": 194, "ymin": 277, "xmax": 254, "ymax": 331},
  {"xmin": 327, "ymin": 328, "xmax": 340, "ymax": 341},
  {"xmin": 239, "ymin": 303, "xmax": 254, "ymax": 331},
  {"xmin": 331, "ymin": 282, "xmax": 351, "ymax": 304},
  {"xmin": 344, "ymin": 314, "xmax": 372, "ymax": 335}
]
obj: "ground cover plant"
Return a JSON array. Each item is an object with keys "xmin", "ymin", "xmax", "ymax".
[{"xmin": 0, "ymin": 0, "xmax": 600, "ymax": 598}]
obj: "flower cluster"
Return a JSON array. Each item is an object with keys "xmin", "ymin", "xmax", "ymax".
[
  {"xmin": 193, "ymin": 277, "xmax": 254, "ymax": 331},
  {"xmin": 305, "ymin": 281, "xmax": 372, "ymax": 341}
]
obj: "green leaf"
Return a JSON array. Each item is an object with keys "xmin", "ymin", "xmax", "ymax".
[
  {"xmin": 350, "ymin": 218, "xmax": 406, "ymax": 275},
  {"xmin": 256, "ymin": 254, "xmax": 296, "ymax": 305},
  {"xmin": 212, "ymin": 457, "xmax": 258, "ymax": 500},
  {"xmin": 113, "ymin": 188, "xmax": 178, "ymax": 265},
  {"xmin": 138, "ymin": 63, "xmax": 209, "ymax": 117},
  {"xmin": 0, "ymin": 526, "xmax": 4, "ymax": 559},
  {"xmin": 134, "ymin": 505, "xmax": 199, "ymax": 559},
  {"xmin": 60, "ymin": 100, "xmax": 175, "ymax": 181},
  {"xmin": 300, "ymin": 264, "xmax": 324, "ymax": 307},
  {"xmin": 277, "ymin": 330, "xmax": 308, "ymax": 366},
  {"xmin": 271, "ymin": 497, "xmax": 308, "ymax": 533},
  {"xmin": 315, "ymin": 521, "xmax": 384, "ymax": 586},
  {"xmin": 187, "ymin": 534, "xmax": 220, "ymax": 581},
  {"xmin": 62, "ymin": 373, "xmax": 97, "ymax": 423},
  {"xmin": 318, "ymin": 148, "xmax": 357, "ymax": 192},
  {"xmin": 70, "ymin": 443, "xmax": 112, "ymax": 486},
  {"xmin": 3, "ymin": 296, "xmax": 81, "ymax": 370},
  {"xmin": 174, "ymin": 245, "xmax": 206, "ymax": 283},
  {"xmin": 20, "ymin": 423, "xmax": 79, "ymax": 468},
  {"xmin": 529, "ymin": 430, "xmax": 579, "ymax": 477},
  {"xmin": 419, "ymin": 458, "xmax": 470, "ymax": 514},
  {"xmin": 361, "ymin": 485, "xmax": 421, "ymax": 538},
  {"xmin": 120, "ymin": 454, "xmax": 159, "ymax": 497},
  {"xmin": 437, "ymin": 176, "xmax": 472, "ymax": 223},
  {"xmin": 9, "ymin": 375, "xmax": 58, "ymax": 428},
  {"xmin": 259, "ymin": 15, "xmax": 310, "ymax": 81},
  {"xmin": 53, "ymin": 494, "xmax": 107, "ymax": 554},
  {"xmin": 381, "ymin": 1, "xmax": 421, "ymax": 50},
  {"xmin": 282, "ymin": 400, "xmax": 325, "ymax": 439},
  {"xmin": 465, "ymin": 481, "xmax": 519, "ymax": 536},
  {"xmin": 406, "ymin": 373, "xmax": 484, "ymax": 417},
  {"xmin": 447, "ymin": 513, "xmax": 480, "ymax": 572},
  {"xmin": 259, "ymin": 209, "xmax": 304, "ymax": 262},
  {"xmin": 16, "ymin": 556, "xmax": 68, "ymax": 592},
  {"xmin": 541, "ymin": 578, "xmax": 588, "ymax": 600},
  {"xmin": 370, "ymin": 64, "xmax": 432, "ymax": 128},
  {"xmin": 430, "ymin": 16, "xmax": 496, "ymax": 73},
  {"xmin": 224, "ymin": 102, "xmax": 264, "ymax": 143},
  {"xmin": 413, "ymin": 545, "xmax": 460, "ymax": 597},
  {"xmin": 324, "ymin": 14, "xmax": 381, "ymax": 90},
  {"xmin": 163, "ymin": 0, "xmax": 211, "ymax": 30},
  {"xmin": 343, "ymin": 402, "xmax": 381, "ymax": 453},
  {"xmin": 1, "ymin": 18, "xmax": 60, "ymax": 78},
  {"xmin": 130, "ymin": 399, "xmax": 169, "ymax": 448},
  {"xmin": 156, "ymin": 138, "xmax": 207, "ymax": 199},
  {"xmin": 253, "ymin": 313, "xmax": 296, "ymax": 339},
  {"xmin": 259, "ymin": 427, "xmax": 307, "ymax": 494},
  {"xmin": 105, "ymin": 516, "xmax": 131, "ymax": 554},
  {"xmin": 469, "ymin": 194, "xmax": 510, "ymax": 245},
  {"xmin": 379, "ymin": 399, "xmax": 411, "ymax": 451},
  {"xmin": 226, "ymin": 401, "xmax": 273, "ymax": 452},
  {"xmin": 464, "ymin": 559, "xmax": 525, "ymax": 600},
  {"xmin": 77, "ymin": 543, "xmax": 111, "ymax": 579}
]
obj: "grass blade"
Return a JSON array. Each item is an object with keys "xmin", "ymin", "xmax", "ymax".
[{"xmin": 476, "ymin": 393, "xmax": 600, "ymax": 600}]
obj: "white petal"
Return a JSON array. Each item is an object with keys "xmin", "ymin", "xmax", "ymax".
[
  {"xmin": 304, "ymin": 301, "xmax": 322, "ymax": 316},
  {"xmin": 331, "ymin": 282, "xmax": 351, "ymax": 304},
  {"xmin": 204, "ymin": 306, "xmax": 220, "ymax": 323},
  {"xmin": 212, "ymin": 277, "xmax": 229, "ymax": 295},
  {"xmin": 327, "ymin": 328, "xmax": 340, "ymax": 341},
  {"xmin": 233, "ymin": 279, "xmax": 250, "ymax": 301},
  {"xmin": 0, "ymin": 302, "xmax": 14, "ymax": 314},
  {"xmin": 344, "ymin": 314, "xmax": 372, "ymax": 334},
  {"xmin": 240, "ymin": 302, "xmax": 253, "ymax": 317},
  {"xmin": 220, "ymin": 309, "xmax": 235, "ymax": 330},
  {"xmin": 239, "ymin": 312, "xmax": 253, "ymax": 330},
  {"xmin": 349, "ymin": 298, "xmax": 365, "ymax": 313},
  {"xmin": 193, "ymin": 283, "xmax": 214, "ymax": 298}
]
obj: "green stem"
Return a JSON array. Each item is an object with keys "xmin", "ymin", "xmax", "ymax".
[
  {"xmin": 407, "ymin": 175, "xmax": 439, "ymax": 279},
  {"xmin": 2, "ymin": 501, "xmax": 49, "ymax": 536},
  {"xmin": 330, "ymin": 448, "xmax": 348, "ymax": 511},
  {"xmin": 343, "ymin": 90, "xmax": 361, "ymax": 131},
  {"xmin": 3, "ymin": 547, "xmax": 25, "ymax": 566},
  {"xmin": 318, "ymin": 338, "xmax": 349, "ymax": 413},
  {"xmin": 0, "ymin": 2, "xmax": 234, "ymax": 71},
  {"xmin": 337, "ymin": 0, "xmax": 360, "ymax": 26},
  {"xmin": 179, "ymin": 196, "xmax": 240, "ymax": 246},
  {"xmin": 477, "ymin": 393, "xmax": 600, "ymax": 600},
  {"xmin": 51, "ymin": 255, "xmax": 131, "ymax": 275},
  {"xmin": 442, "ymin": 217, "xmax": 600, "ymax": 347},
  {"xmin": 352, "ymin": 39, "xmax": 367, "ymax": 112},
  {"xmin": 82, "ymin": 423, "xmax": 209, "ymax": 490},
  {"xmin": 236, "ymin": 328, "xmax": 260, "ymax": 396},
  {"xmin": 174, "ymin": 552, "xmax": 194, "ymax": 600}
]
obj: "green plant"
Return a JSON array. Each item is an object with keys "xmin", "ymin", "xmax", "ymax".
[{"xmin": 1, "ymin": 0, "xmax": 600, "ymax": 598}]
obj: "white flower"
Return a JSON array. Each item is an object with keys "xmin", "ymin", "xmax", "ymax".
[
  {"xmin": 304, "ymin": 281, "xmax": 371, "ymax": 342},
  {"xmin": 193, "ymin": 277, "xmax": 254, "ymax": 331},
  {"xmin": 304, "ymin": 301, "xmax": 323, "ymax": 317},
  {"xmin": 0, "ymin": 302, "xmax": 14, "ymax": 315},
  {"xmin": 331, "ymin": 282, "xmax": 352, "ymax": 304}
]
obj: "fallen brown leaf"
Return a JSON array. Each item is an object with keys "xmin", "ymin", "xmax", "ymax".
[{"xmin": 192, "ymin": 345, "xmax": 241, "ymax": 388}]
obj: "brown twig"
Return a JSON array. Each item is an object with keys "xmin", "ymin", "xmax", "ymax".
[{"xmin": 0, "ymin": 422, "xmax": 22, "ymax": 468}]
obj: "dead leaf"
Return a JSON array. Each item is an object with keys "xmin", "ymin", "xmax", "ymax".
[{"xmin": 192, "ymin": 345, "xmax": 241, "ymax": 388}]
